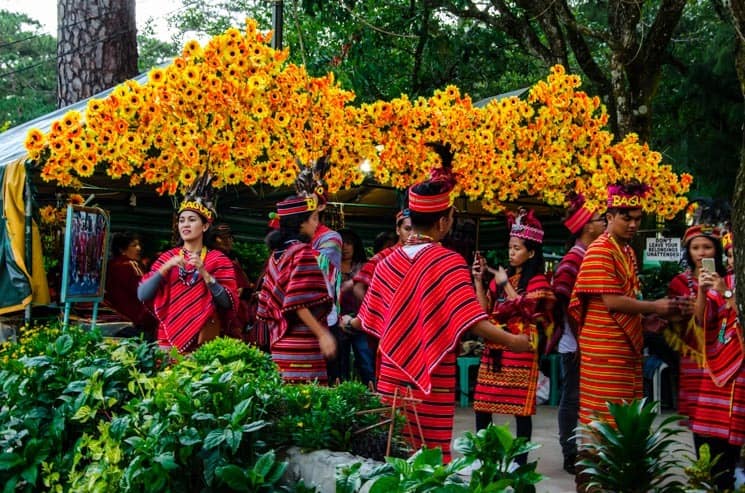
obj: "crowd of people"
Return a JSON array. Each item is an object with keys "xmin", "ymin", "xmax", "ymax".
[{"xmin": 98, "ymin": 161, "xmax": 743, "ymax": 489}]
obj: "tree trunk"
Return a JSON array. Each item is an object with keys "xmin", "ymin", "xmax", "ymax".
[
  {"xmin": 439, "ymin": 0, "xmax": 686, "ymax": 141},
  {"xmin": 728, "ymin": 0, "xmax": 745, "ymax": 323},
  {"xmin": 57, "ymin": 0, "xmax": 138, "ymax": 107}
]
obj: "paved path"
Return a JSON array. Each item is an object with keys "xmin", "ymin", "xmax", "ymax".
[{"xmin": 450, "ymin": 404, "xmax": 695, "ymax": 493}]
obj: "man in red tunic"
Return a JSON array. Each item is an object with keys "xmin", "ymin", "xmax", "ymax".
[
  {"xmin": 569, "ymin": 182, "xmax": 681, "ymax": 426},
  {"xmin": 548, "ymin": 195, "xmax": 605, "ymax": 474},
  {"xmin": 355, "ymin": 148, "xmax": 532, "ymax": 462}
]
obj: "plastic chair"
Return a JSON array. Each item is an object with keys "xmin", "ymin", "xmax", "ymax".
[
  {"xmin": 651, "ymin": 361, "xmax": 669, "ymax": 412},
  {"xmin": 456, "ymin": 356, "xmax": 481, "ymax": 407},
  {"xmin": 541, "ymin": 353, "xmax": 562, "ymax": 406}
]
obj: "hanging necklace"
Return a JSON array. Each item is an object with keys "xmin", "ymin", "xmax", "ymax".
[
  {"xmin": 405, "ymin": 233, "xmax": 436, "ymax": 246},
  {"xmin": 685, "ymin": 269, "xmax": 696, "ymax": 297},
  {"xmin": 609, "ymin": 234, "xmax": 640, "ymax": 297},
  {"xmin": 178, "ymin": 246, "xmax": 207, "ymax": 286}
]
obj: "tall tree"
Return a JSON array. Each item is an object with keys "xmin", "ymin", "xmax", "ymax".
[
  {"xmin": 728, "ymin": 0, "xmax": 745, "ymax": 320},
  {"xmin": 0, "ymin": 10, "xmax": 56, "ymax": 128},
  {"xmin": 432, "ymin": 0, "xmax": 687, "ymax": 141},
  {"xmin": 57, "ymin": 0, "xmax": 138, "ymax": 107}
]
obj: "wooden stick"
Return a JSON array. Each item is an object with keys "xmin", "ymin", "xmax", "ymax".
[
  {"xmin": 353, "ymin": 418, "xmax": 393, "ymax": 435},
  {"xmin": 386, "ymin": 387, "xmax": 399, "ymax": 457}
]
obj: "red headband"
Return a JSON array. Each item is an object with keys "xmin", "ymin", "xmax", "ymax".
[
  {"xmin": 508, "ymin": 209, "xmax": 544, "ymax": 244},
  {"xmin": 277, "ymin": 196, "xmax": 318, "ymax": 217},
  {"xmin": 683, "ymin": 224, "xmax": 721, "ymax": 247},
  {"xmin": 563, "ymin": 206, "xmax": 594, "ymax": 234},
  {"xmin": 408, "ymin": 189, "xmax": 453, "ymax": 213},
  {"xmin": 607, "ymin": 183, "xmax": 649, "ymax": 210}
]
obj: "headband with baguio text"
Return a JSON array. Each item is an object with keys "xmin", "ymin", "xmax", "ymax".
[
  {"xmin": 178, "ymin": 173, "xmax": 217, "ymax": 222},
  {"xmin": 606, "ymin": 181, "xmax": 651, "ymax": 210},
  {"xmin": 276, "ymin": 195, "xmax": 318, "ymax": 217}
]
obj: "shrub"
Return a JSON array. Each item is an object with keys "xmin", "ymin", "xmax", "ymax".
[
  {"xmin": 578, "ymin": 398, "xmax": 688, "ymax": 493},
  {"xmin": 0, "ymin": 324, "xmax": 166, "ymax": 492}
]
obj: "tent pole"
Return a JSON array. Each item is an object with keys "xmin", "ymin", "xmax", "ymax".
[{"xmin": 24, "ymin": 170, "xmax": 32, "ymax": 325}]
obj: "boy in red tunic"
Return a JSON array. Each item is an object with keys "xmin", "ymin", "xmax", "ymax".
[{"xmin": 569, "ymin": 181, "xmax": 681, "ymax": 425}]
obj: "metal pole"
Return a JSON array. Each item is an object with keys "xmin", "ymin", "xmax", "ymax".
[
  {"xmin": 24, "ymin": 169, "xmax": 32, "ymax": 325},
  {"xmin": 271, "ymin": 0, "xmax": 284, "ymax": 50}
]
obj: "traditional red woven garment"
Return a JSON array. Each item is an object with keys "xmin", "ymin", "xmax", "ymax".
[
  {"xmin": 666, "ymin": 273, "xmax": 706, "ymax": 421},
  {"xmin": 352, "ymin": 244, "xmax": 398, "ymax": 289},
  {"xmin": 691, "ymin": 274, "xmax": 745, "ymax": 446},
  {"xmin": 257, "ymin": 242, "xmax": 332, "ymax": 383},
  {"xmin": 473, "ymin": 274, "xmax": 555, "ymax": 416},
  {"xmin": 105, "ymin": 254, "xmax": 158, "ymax": 334},
  {"xmin": 143, "ymin": 247, "xmax": 239, "ymax": 353},
  {"xmin": 545, "ymin": 242, "xmax": 586, "ymax": 353},
  {"xmin": 569, "ymin": 233, "xmax": 643, "ymax": 425},
  {"xmin": 358, "ymin": 243, "xmax": 487, "ymax": 461}
]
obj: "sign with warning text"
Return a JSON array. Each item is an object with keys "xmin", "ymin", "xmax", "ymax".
[{"xmin": 645, "ymin": 237, "xmax": 681, "ymax": 262}]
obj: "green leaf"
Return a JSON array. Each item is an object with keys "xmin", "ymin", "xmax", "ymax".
[
  {"xmin": 253, "ymin": 450, "xmax": 275, "ymax": 478},
  {"xmin": 0, "ymin": 452, "xmax": 23, "ymax": 471},
  {"xmin": 241, "ymin": 419, "xmax": 267, "ymax": 434},
  {"xmin": 369, "ymin": 475, "xmax": 400, "ymax": 493},
  {"xmin": 179, "ymin": 427, "xmax": 201, "ymax": 446},
  {"xmin": 216, "ymin": 464, "xmax": 249, "ymax": 491},
  {"xmin": 224, "ymin": 428, "xmax": 242, "ymax": 454},
  {"xmin": 72, "ymin": 405, "xmax": 94, "ymax": 422},
  {"xmin": 203, "ymin": 429, "xmax": 225, "ymax": 450},
  {"xmin": 154, "ymin": 452, "xmax": 179, "ymax": 471},
  {"xmin": 230, "ymin": 397, "xmax": 252, "ymax": 425},
  {"xmin": 54, "ymin": 334, "xmax": 73, "ymax": 355},
  {"xmin": 20, "ymin": 464, "xmax": 38, "ymax": 486}
]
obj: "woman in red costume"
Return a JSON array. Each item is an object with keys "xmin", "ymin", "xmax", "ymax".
[
  {"xmin": 138, "ymin": 198, "xmax": 238, "ymax": 353},
  {"xmin": 665, "ymin": 225, "xmax": 721, "ymax": 428},
  {"xmin": 257, "ymin": 195, "xmax": 337, "ymax": 383},
  {"xmin": 471, "ymin": 209, "xmax": 555, "ymax": 466},
  {"xmin": 693, "ymin": 233, "xmax": 745, "ymax": 491},
  {"xmin": 105, "ymin": 232, "xmax": 158, "ymax": 340}
]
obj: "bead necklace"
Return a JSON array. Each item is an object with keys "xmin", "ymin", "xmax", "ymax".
[
  {"xmin": 609, "ymin": 234, "xmax": 641, "ymax": 298},
  {"xmin": 178, "ymin": 246, "xmax": 207, "ymax": 286},
  {"xmin": 405, "ymin": 233, "xmax": 436, "ymax": 246}
]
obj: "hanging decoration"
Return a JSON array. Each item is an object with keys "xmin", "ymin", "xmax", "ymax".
[{"xmin": 25, "ymin": 19, "xmax": 692, "ymax": 218}]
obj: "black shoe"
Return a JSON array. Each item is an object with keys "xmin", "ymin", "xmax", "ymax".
[{"xmin": 563, "ymin": 456, "xmax": 577, "ymax": 475}]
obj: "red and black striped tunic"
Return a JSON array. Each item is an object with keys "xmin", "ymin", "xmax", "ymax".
[
  {"xmin": 358, "ymin": 243, "xmax": 487, "ymax": 461},
  {"xmin": 257, "ymin": 242, "xmax": 332, "ymax": 383},
  {"xmin": 144, "ymin": 247, "xmax": 238, "ymax": 353}
]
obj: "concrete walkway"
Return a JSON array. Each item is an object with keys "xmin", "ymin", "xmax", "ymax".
[{"xmin": 450, "ymin": 404, "xmax": 695, "ymax": 493}]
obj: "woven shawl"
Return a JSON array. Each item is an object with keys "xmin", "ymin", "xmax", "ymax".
[
  {"xmin": 569, "ymin": 233, "xmax": 644, "ymax": 354},
  {"xmin": 358, "ymin": 244, "xmax": 487, "ymax": 394}
]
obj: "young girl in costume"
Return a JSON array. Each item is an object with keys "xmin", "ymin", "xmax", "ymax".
[
  {"xmin": 471, "ymin": 209, "xmax": 555, "ymax": 465},
  {"xmin": 138, "ymin": 197, "xmax": 238, "ymax": 353},
  {"xmin": 257, "ymin": 195, "xmax": 337, "ymax": 383},
  {"xmin": 691, "ymin": 230, "xmax": 745, "ymax": 491}
]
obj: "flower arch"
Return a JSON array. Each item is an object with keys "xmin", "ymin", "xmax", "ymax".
[{"xmin": 25, "ymin": 19, "xmax": 692, "ymax": 218}]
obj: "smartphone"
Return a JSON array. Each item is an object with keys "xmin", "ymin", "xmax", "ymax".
[{"xmin": 701, "ymin": 258, "xmax": 716, "ymax": 272}]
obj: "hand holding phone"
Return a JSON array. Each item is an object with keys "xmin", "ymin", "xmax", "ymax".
[{"xmin": 701, "ymin": 257, "xmax": 716, "ymax": 273}]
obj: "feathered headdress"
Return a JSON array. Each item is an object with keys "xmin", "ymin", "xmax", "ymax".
[
  {"xmin": 295, "ymin": 155, "xmax": 332, "ymax": 204},
  {"xmin": 508, "ymin": 208, "xmax": 544, "ymax": 244},
  {"xmin": 408, "ymin": 142, "xmax": 457, "ymax": 213},
  {"xmin": 178, "ymin": 173, "xmax": 216, "ymax": 222}
]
